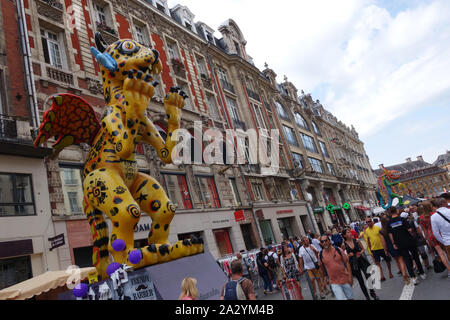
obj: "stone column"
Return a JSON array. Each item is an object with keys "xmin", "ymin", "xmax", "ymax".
[
  {"xmin": 318, "ymin": 182, "xmax": 334, "ymax": 228},
  {"xmin": 300, "ymin": 180, "xmax": 320, "ymax": 234},
  {"xmin": 333, "ymin": 184, "xmax": 350, "ymax": 224},
  {"xmin": 270, "ymin": 217, "xmax": 284, "ymax": 243},
  {"xmin": 344, "ymin": 185, "xmax": 358, "ymax": 221}
]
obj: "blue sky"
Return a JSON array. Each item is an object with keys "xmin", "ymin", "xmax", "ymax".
[{"xmin": 168, "ymin": 0, "xmax": 450, "ymax": 168}]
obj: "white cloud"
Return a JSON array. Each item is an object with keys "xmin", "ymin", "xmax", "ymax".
[{"xmin": 167, "ymin": 0, "xmax": 450, "ymax": 153}]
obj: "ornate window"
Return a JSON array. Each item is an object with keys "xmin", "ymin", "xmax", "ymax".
[
  {"xmin": 308, "ymin": 158, "xmax": 324, "ymax": 173},
  {"xmin": 283, "ymin": 126, "xmax": 299, "ymax": 147},
  {"xmin": 301, "ymin": 134, "xmax": 318, "ymax": 153},
  {"xmin": 40, "ymin": 29, "xmax": 65, "ymax": 69},
  {"xmin": 294, "ymin": 113, "xmax": 309, "ymax": 130}
]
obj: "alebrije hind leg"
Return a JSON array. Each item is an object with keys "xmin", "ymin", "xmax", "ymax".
[
  {"xmin": 84, "ymin": 169, "xmax": 158, "ymax": 271},
  {"xmin": 83, "ymin": 196, "xmax": 109, "ymax": 280}
]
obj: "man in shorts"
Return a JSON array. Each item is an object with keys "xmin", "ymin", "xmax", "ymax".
[
  {"xmin": 298, "ymin": 236, "xmax": 325, "ymax": 299},
  {"xmin": 364, "ymin": 217, "xmax": 393, "ymax": 281}
]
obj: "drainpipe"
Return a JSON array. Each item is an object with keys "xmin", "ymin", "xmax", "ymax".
[
  {"xmin": 16, "ymin": 0, "xmax": 40, "ymax": 129},
  {"xmin": 205, "ymin": 47, "xmax": 264, "ymax": 247}
]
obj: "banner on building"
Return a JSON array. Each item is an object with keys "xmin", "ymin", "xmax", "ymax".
[{"xmin": 234, "ymin": 209, "xmax": 245, "ymax": 222}]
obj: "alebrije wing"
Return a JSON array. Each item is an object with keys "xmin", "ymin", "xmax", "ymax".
[{"xmin": 34, "ymin": 94, "xmax": 100, "ymax": 150}]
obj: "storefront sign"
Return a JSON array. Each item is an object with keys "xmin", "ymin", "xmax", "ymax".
[
  {"xmin": 234, "ymin": 209, "xmax": 245, "ymax": 222},
  {"xmin": 212, "ymin": 219, "xmax": 230, "ymax": 224},
  {"xmin": 276, "ymin": 209, "xmax": 293, "ymax": 215},
  {"xmin": 313, "ymin": 207, "xmax": 324, "ymax": 214},
  {"xmin": 343, "ymin": 203, "xmax": 350, "ymax": 210},
  {"xmin": 49, "ymin": 234, "xmax": 65, "ymax": 251},
  {"xmin": 134, "ymin": 223, "xmax": 150, "ymax": 233}
]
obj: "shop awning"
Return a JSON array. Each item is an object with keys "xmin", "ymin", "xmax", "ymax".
[
  {"xmin": 355, "ymin": 206, "xmax": 370, "ymax": 211},
  {"xmin": 0, "ymin": 267, "xmax": 95, "ymax": 300}
]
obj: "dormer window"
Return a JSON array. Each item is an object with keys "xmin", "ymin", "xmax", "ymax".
[
  {"xmin": 234, "ymin": 41, "xmax": 242, "ymax": 57},
  {"xmin": 205, "ymin": 31, "xmax": 214, "ymax": 43},
  {"xmin": 185, "ymin": 21, "xmax": 193, "ymax": 31},
  {"xmin": 154, "ymin": 0, "xmax": 166, "ymax": 14}
]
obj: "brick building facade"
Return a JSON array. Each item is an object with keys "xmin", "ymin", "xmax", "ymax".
[{"xmin": 1, "ymin": 0, "xmax": 378, "ymax": 279}]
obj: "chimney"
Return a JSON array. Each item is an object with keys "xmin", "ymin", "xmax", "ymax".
[
  {"xmin": 406, "ymin": 158, "xmax": 412, "ymax": 163},
  {"xmin": 417, "ymin": 156, "xmax": 423, "ymax": 162}
]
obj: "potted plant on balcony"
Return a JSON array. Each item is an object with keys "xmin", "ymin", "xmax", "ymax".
[{"xmin": 96, "ymin": 21, "xmax": 117, "ymax": 36}]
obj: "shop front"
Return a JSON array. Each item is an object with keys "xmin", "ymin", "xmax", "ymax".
[{"xmin": 254, "ymin": 204, "xmax": 309, "ymax": 244}]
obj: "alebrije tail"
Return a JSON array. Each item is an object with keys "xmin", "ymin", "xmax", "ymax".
[{"xmin": 83, "ymin": 197, "xmax": 110, "ymax": 280}]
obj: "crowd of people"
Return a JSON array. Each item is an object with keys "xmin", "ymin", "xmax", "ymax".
[{"xmin": 180, "ymin": 194, "xmax": 450, "ymax": 301}]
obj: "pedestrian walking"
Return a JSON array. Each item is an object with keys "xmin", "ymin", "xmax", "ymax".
[
  {"xmin": 298, "ymin": 236, "xmax": 325, "ymax": 299},
  {"xmin": 430, "ymin": 198, "xmax": 450, "ymax": 275},
  {"xmin": 318, "ymin": 235, "xmax": 354, "ymax": 300},
  {"xmin": 178, "ymin": 277, "xmax": 198, "ymax": 300},
  {"xmin": 280, "ymin": 244, "xmax": 304, "ymax": 300},
  {"xmin": 364, "ymin": 217, "xmax": 394, "ymax": 281},
  {"xmin": 341, "ymin": 229, "xmax": 379, "ymax": 300},
  {"xmin": 265, "ymin": 245, "xmax": 279, "ymax": 289},
  {"xmin": 256, "ymin": 248, "xmax": 274, "ymax": 295},
  {"xmin": 388, "ymin": 207, "xmax": 426, "ymax": 285},
  {"xmin": 220, "ymin": 260, "xmax": 256, "ymax": 300},
  {"xmin": 380, "ymin": 215, "xmax": 408, "ymax": 283},
  {"xmin": 234, "ymin": 252, "xmax": 250, "ymax": 279}
]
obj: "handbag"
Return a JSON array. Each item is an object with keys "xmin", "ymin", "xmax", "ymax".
[
  {"xmin": 304, "ymin": 247, "xmax": 320, "ymax": 270},
  {"xmin": 433, "ymin": 257, "xmax": 446, "ymax": 273}
]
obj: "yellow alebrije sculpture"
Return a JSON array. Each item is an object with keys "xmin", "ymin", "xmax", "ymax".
[{"xmin": 34, "ymin": 33, "xmax": 203, "ymax": 279}]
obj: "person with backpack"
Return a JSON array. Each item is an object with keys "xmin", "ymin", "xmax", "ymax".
[
  {"xmin": 388, "ymin": 207, "xmax": 426, "ymax": 285},
  {"xmin": 430, "ymin": 198, "xmax": 450, "ymax": 276},
  {"xmin": 220, "ymin": 260, "xmax": 256, "ymax": 300},
  {"xmin": 318, "ymin": 235, "xmax": 354, "ymax": 300},
  {"xmin": 265, "ymin": 246, "xmax": 280, "ymax": 289}
]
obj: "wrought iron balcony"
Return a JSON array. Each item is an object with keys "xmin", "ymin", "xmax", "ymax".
[
  {"xmin": 221, "ymin": 80, "xmax": 235, "ymax": 94},
  {"xmin": 37, "ymin": 0, "xmax": 64, "ymax": 23}
]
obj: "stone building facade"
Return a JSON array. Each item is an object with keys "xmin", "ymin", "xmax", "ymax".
[
  {"xmin": 374, "ymin": 156, "xmax": 450, "ymax": 199},
  {"xmin": 434, "ymin": 151, "xmax": 450, "ymax": 177},
  {"xmin": 7, "ymin": 0, "xmax": 378, "ymax": 273}
]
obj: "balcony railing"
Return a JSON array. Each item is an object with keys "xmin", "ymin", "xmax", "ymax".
[
  {"xmin": 40, "ymin": 0, "xmax": 63, "ymax": 10},
  {"xmin": 221, "ymin": 80, "xmax": 235, "ymax": 94},
  {"xmin": 47, "ymin": 67, "xmax": 73, "ymax": 85},
  {"xmin": 246, "ymin": 87, "xmax": 260, "ymax": 101},
  {"xmin": 0, "ymin": 115, "xmax": 18, "ymax": 140},
  {"xmin": 37, "ymin": 0, "xmax": 64, "ymax": 23},
  {"xmin": 96, "ymin": 22, "xmax": 119, "ymax": 44},
  {"xmin": 201, "ymin": 74, "xmax": 213, "ymax": 90}
]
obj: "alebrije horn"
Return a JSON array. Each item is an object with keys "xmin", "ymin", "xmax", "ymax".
[{"xmin": 95, "ymin": 32, "xmax": 108, "ymax": 53}]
